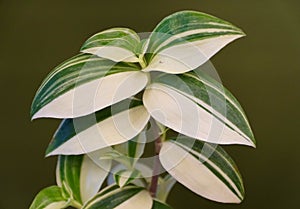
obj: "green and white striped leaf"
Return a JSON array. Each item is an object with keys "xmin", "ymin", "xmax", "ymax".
[
  {"xmin": 156, "ymin": 175, "xmax": 176, "ymax": 202},
  {"xmin": 46, "ymin": 99, "xmax": 150, "ymax": 156},
  {"xmin": 29, "ymin": 186, "xmax": 69, "ymax": 209},
  {"xmin": 82, "ymin": 185, "xmax": 153, "ymax": 209},
  {"xmin": 152, "ymin": 200, "xmax": 173, "ymax": 209},
  {"xmin": 143, "ymin": 72, "xmax": 255, "ymax": 146},
  {"xmin": 143, "ymin": 10, "xmax": 245, "ymax": 74},
  {"xmin": 56, "ymin": 149, "xmax": 112, "ymax": 204},
  {"xmin": 113, "ymin": 130, "xmax": 147, "ymax": 166},
  {"xmin": 81, "ymin": 28, "xmax": 140, "ymax": 62},
  {"xmin": 31, "ymin": 53, "xmax": 148, "ymax": 119},
  {"xmin": 159, "ymin": 137, "xmax": 245, "ymax": 203},
  {"xmin": 114, "ymin": 169, "xmax": 141, "ymax": 187}
]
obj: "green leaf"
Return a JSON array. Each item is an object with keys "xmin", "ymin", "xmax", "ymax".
[
  {"xmin": 159, "ymin": 137, "xmax": 245, "ymax": 203},
  {"xmin": 29, "ymin": 186, "xmax": 69, "ymax": 209},
  {"xmin": 56, "ymin": 149, "xmax": 112, "ymax": 204},
  {"xmin": 31, "ymin": 53, "xmax": 148, "ymax": 119},
  {"xmin": 143, "ymin": 71, "xmax": 255, "ymax": 146},
  {"xmin": 82, "ymin": 185, "xmax": 153, "ymax": 209},
  {"xmin": 114, "ymin": 169, "xmax": 141, "ymax": 187},
  {"xmin": 144, "ymin": 10, "xmax": 245, "ymax": 74},
  {"xmin": 46, "ymin": 99, "xmax": 150, "ymax": 156},
  {"xmin": 152, "ymin": 200, "xmax": 173, "ymax": 209},
  {"xmin": 81, "ymin": 28, "xmax": 140, "ymax": 62}
]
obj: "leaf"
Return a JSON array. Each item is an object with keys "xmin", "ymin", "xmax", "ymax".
[
  {"xmin": 156, "ymin": 175, "xmax": 176, "ymax": 202},
  {"xmin": 81, "ymin": 28, "xmax": 140, "ymax": 62},
  {"xmin": 152, "ymin": 200, "xmax": 173, "ymax": 209},
  {"xmin": 159, "ymin": 137, "xmax": 245, "ymax": 203},
  {"xmin": 143, "ymin": 76, "xmax": 255, "ymax": 146},
  {"xmin": 113, "ymin": 130, "xmax": 147, "ymax": 166},
  {"xmin": 46, "ymin": 99, "xmax": 150, "ymax": 156},
  {"xmin": 56, "ymin": 149, "xmax": 112, "ymax": 204},
  {"xmin": 29, "ymin": 186, "xmax": 69, "ymax": 209},
  {"xmin": 144, "ymin": 10, "xmax": 245, "ymax": 74},
  {"xmin": 31, "ymin": 53, "xmax": 148, "ymax": 119},
  {"xmin": 82, "ymin": 185, "xmax": 153, "ymax": 209},
  {"xmin": 114, "ymin": 169, "xmax": 141, "ymax": 187},
  {"xmin": 145, "ymin": 72, "xmax": 255, "ymax": 146}
]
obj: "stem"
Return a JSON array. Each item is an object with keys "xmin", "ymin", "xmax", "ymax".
[{"xmin": 149, "ymin": 135, "xmax": 163, "ymax": 197}]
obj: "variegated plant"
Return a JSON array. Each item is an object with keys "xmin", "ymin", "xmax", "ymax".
[{"xmin": 29, "ymin": 10, "xmax": 255, "ymax": 209}]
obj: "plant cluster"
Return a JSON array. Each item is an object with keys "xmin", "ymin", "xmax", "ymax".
[{"xmin": 29, "ymin": 11, "xmax": 255, "ymax": 209}]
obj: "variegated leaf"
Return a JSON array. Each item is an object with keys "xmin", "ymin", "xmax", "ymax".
[
  {"xmin": 46, "ymin": 99, "xmax": 150, "ymax": 156},
  {"xmin": 29, "ymin": 186, "xmax": 69, "ymax": 209},
  {"xmin": 143, "ymin": 72, "xmax": 255, "ymax": 146},
  {"xmin": 144, "ymin": 10, "xmax": 245, "ymax": 74},
  {"xmin": 113, "ymin": 130, "xmax": 147, "ymax": 166},
  {"xmin": 56, "ymin": 149, "xmax": 112, "ymax": 204},
  {"xmin": 159, "ymin": 137, "xmax": 245, "ymax": 203},
  {"xmin": 81, "ymin": 28, "xmax": 140, "ymax": 62},
  {"xmin": 114, "ymin": 169, "xmax": 141, "ymax": 187},
  {"xmin": 31, "ymin": 53, "xmax": 148, "ymax": 119},
  {"xmin": 82, "ymin": 185, "xmax": 153, "ymax": 209}
]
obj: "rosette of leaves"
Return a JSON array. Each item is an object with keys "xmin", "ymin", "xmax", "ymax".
[{"xmin": 29, "ymin": 10, "xmax": 256, "ymax": 209}]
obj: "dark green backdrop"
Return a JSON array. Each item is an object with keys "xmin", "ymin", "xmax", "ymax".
[{"xmin": 1, "ymin": 0, "xmax": 299, "ymax": 209}]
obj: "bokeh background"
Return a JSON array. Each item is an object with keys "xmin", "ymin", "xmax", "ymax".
[{"xmin": 1, "ymin": 0, "xmax": 299, "ymax": 208}]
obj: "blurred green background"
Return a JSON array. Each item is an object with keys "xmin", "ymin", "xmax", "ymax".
[{"xmin": 1, "ymin": 0, "xmax": 299, "ymax": 208}]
